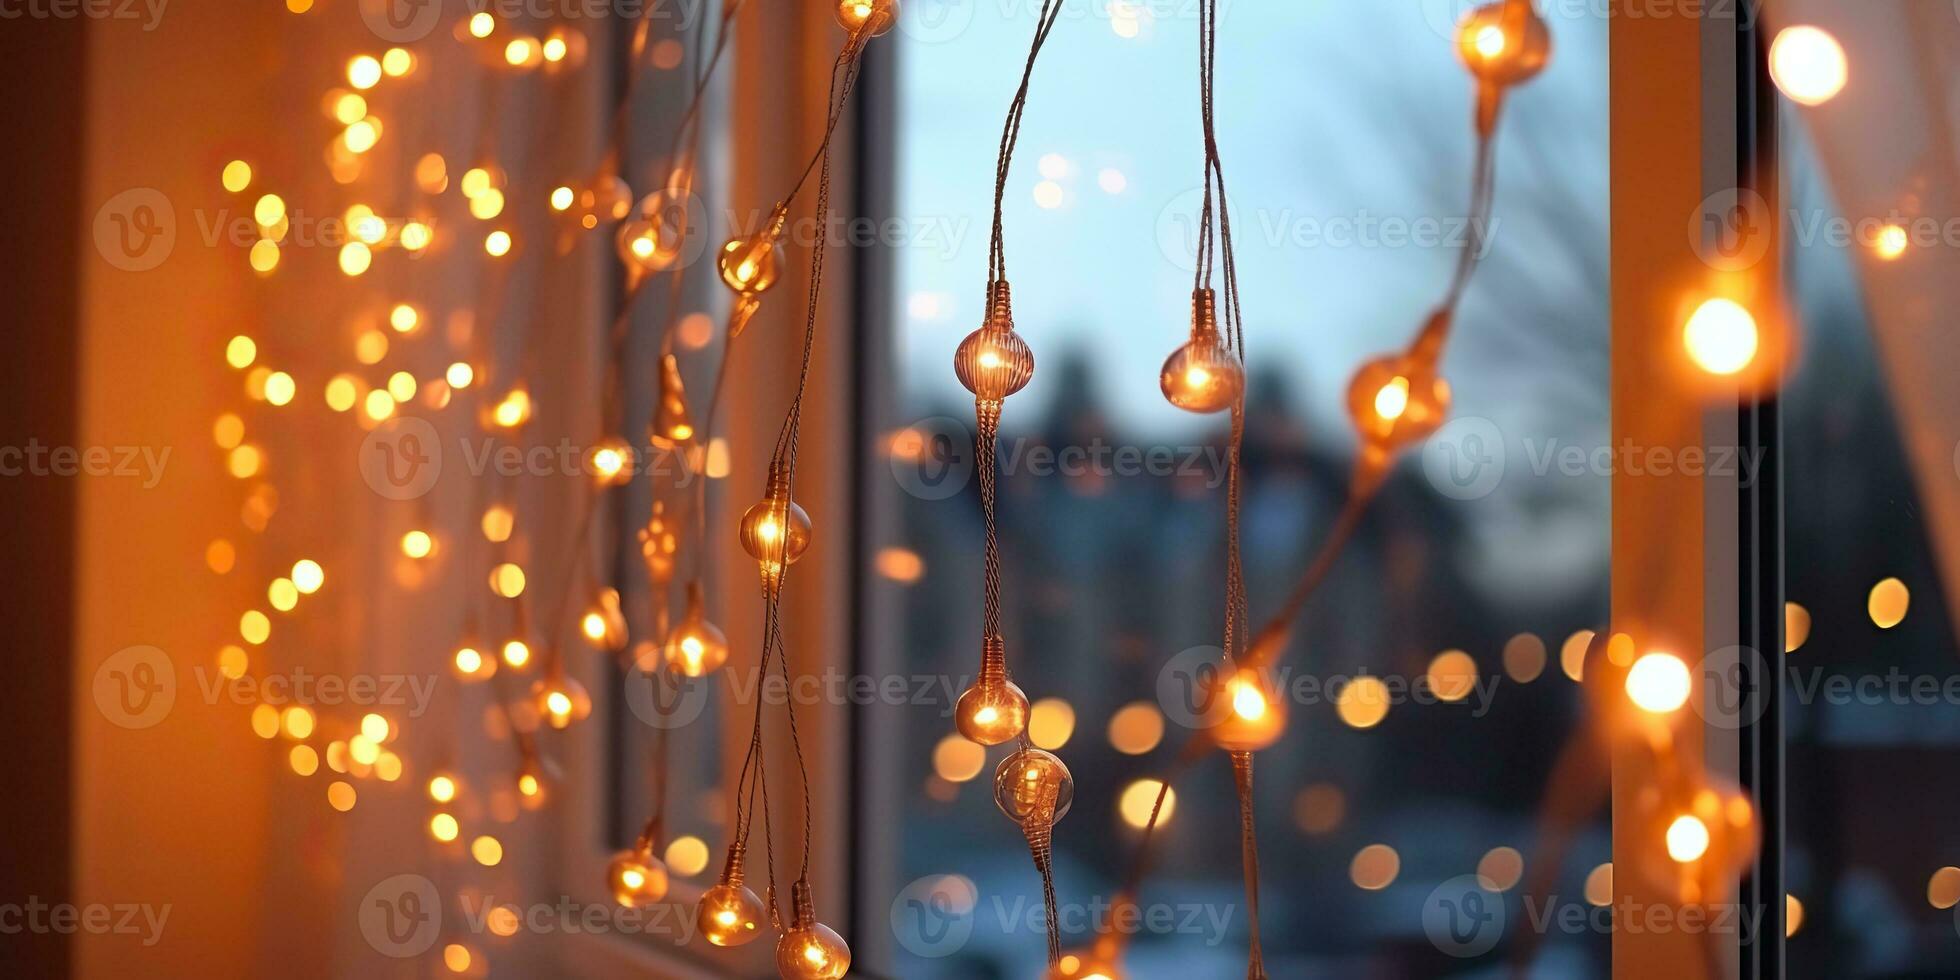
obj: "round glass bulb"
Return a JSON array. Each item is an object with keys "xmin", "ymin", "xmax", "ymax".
[
  {"xmin": 954, "ymin": 325, "xmax": 1035, "ymax": 404},
  {"xmin": 718, "ymin": 232, "xmax": 784, "ymax": 295},
  {"xmin": 994, "ymin": 747, "xmax": 1074, "ymax": 827},
  {"xmin": 776, "ymin": 921, "xmax": 852, "ymax": 979},
  {"xmin": 834, "ymin": 0, "xmax": 897, "ymax": 36},
  {"xmin": 739, "ymin": 491, "xmax": 813, "ymax": 591},
  {"xmin": 664, "ymin": 609, "xmax": 729, "ymax": 677},
  {"xmin": 588, "ymin": 436, "xmax": 634, "ymax": 487},
  {"xmin": 1346, "ymin": 353, "xmax": 1451, "ymax": 452},
  {"xmin": 615, "ymin": 218, "xmax": 663, "ymax": 273},
  {"xmin": 697, "ymin": 881, "xmax": 765, "ymax": 947},
  {"xmin": 1457, "ymin": 1, "xmax": 1552, "ymax": 87},
  {"xmin": 531, "ymin": 674, "xmax": 592, "ymax": 730},
  {"xmin": 955, "ymin": 677, "xmax": 1029, "ymax": 746},
  {"xmin": 606, "ymin": 848, "xmax": 671, "ymax": 908},
  {"xmin": 1159, "ymin": 335, "xmax": 1244, "ymax": 413},
  {"xmin": 1206, "ymin": 664, "xmax": 1288, "ymax": 752}
]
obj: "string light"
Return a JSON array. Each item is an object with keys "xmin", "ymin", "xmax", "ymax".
[
  {"xmin": 1682, "ymin": 297, "xmax": 1759, "ymax": 376},
  {"xmin": 717, "ymin": 203, "xmax": 789, "ymax": 296},
  {"xmin": 1205, "ymin": 663, "xmax": 1287, "ymax": 752},
  {"xmin": 1665, "ymin": 814, "xmax": 1710, "ymax": 863},
  {"xmin": 606, "ymin": 846, "xmax": 671, "ymax": 908},
  {"xmin": 531, "ymin": 670, "xmax": 592, "ymax": 730},
  {"xmin": 1158, "ymin": 289, "xmax": 1242, "ymax": 413},
  {"xmin": 1456, "ymin": 1, "xmax": 1552, "ymax": 87},
  {"xmin": 738, "ymin": 462, "xmax": 813, "ymax": 595},
  {"xmin": 776, "ymin": 881, "xmax": 852, "ymax": 979},
  {"xmin": 649, "ymin": 353, "xmax": 696, "ymax": 448},
  {"xmin": 1346, "ymin": 343, "xmax": 1453, "ymax": 458},
  {"xmin": 1768, "ymin": 26, "xmax": 1848, "ymax": 106},
  {"xmin": 833, "ymin": 0, "xmax": 898, "ymax": 37},
  {"xmin": 697, "ymin": 845, "xmax": 765, "ymax": 947},
  {"xmin": 1625, "ymin": 652, "xmax": 1691, "ymax": 714},
  {"xmin": 588, "ymin": 437, "xmax": 634, "ymax": 487},
  {"xmin": 663, "ymin": 582, "xmax": 728, "ymax": 677},
  {"xmin": 954, "ymin": 636, "xmax": 1030, "ymax": 745}
]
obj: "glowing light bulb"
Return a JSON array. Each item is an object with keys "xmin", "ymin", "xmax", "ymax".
[
  {"xmin": 1347, "ymin": 351, "xmax": 1450, "ymax": 451},
  {"xmin": 606, "ymin": 847, "xmax": 671, "ymax": 908},
  {"xmin": 1769, "ymin": 26, "xmax": 1847, "ymax": 106},
  {"xmin": 582, "ymin": 588, "xmax": 628, "ymax": 651},
  {"xmin": 834, "ymin": 0, "xmax": 897, "ymax": 37},
  {"xmin": 1626, "ymin": 652, "xmax": 1691, "ymax": 714},
  {"xmin": 615, "ymin": 219, "xmax": 660, "ymax": 271},
  {"xmin": 739, "ymin": 466, "xmax": 814, "ymax": 594},
  {"xmin": 775, "ymin": 880, "xmax": 852, "ymax": 980},
  {"xmin": 400, "ymin": 529, "xmax": 434, "ymax": 559},
  {"xmin": 453, "ymin": 645, "xmax": 495, "ymax": 680},
  {"xmin": 517, "ymin": 761, "xmax": 544, "ymax": 803},
  {"xmin": 954, "ymin": 635, "xmax": 1029, "ymax": 745},
  {"xmin": 1666, "ymin": 814, "xmax": 1710, "ymax": 863},
  {"xmin": 1159, "ymin": 289, "xmax": 1243, "ymax": 413},
  {"xmin": 621, "ymin": 188, "xmax": 692, "ymax": 273},
  {"xmin": 697, "ymin": 848, "xmax": 765, "ymax": 947},
  {"xmin": 588, "ymin": 436, "xmax": 633, "ymax": 486},
  {"xmin": 664, "ymin": 583, "xmax": 729, "ymax": 677},
  {"xmin": 1373, "ymin": 377, "xmax": 1410, "ymax": 420},
  {"xmin": 531, "ymin": 673, "xmax": 592, "ymax": 730},
  {"xmin": 1048, "ymin": 949, "xmax": 1129, "ymax": 980},
  {"xmin": 649, "ymin": 353, "xmax": 697, "ymax": 449},
  {"xmin": 1683, "ymin": 297, "xmax": 1759, "ymax": 376},
  {"xmin": 1456, "ymin": 1, "xmax": 1551, "ymax": 87},
  {"xmin": 487, "ymin": 387, "xmax": 532, "ymax": 429},
  {"xmin": 955, "ymin": 282, "xmax": 1036, "ymax": 410},
  {"xmin": 1874, "ymin": 223, "xmax": 1909, "ymax": 261},
  {"xmin": 994, "ymin": 747, "xmax": 1074, "ymax": 827},
  {"xmin": 1207, "ymin": 663, "xmax": 1287, "ymax": 752},
  {"xmin": 719, "ymin": 206, "xmax": 789, "ymax": 295}
]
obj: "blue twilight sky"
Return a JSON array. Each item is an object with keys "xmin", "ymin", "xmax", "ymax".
[{"xmin": 890, "ymin": 0, "xmax": 1615, "ymax": 604}]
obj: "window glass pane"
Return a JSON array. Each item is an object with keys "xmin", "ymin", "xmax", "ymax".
[{"xmin": 879, "ymin": 4, "xmax": 1611, "ymax": 975}]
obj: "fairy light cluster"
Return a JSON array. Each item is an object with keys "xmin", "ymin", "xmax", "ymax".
[{"xmin": 211, "ymin": 2, "xmax": 1928, "ymax": 974}]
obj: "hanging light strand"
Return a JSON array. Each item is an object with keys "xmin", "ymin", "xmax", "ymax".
[
  {"xmin": 1112, "ymin": 5, "xmax": 1551, "ymax": 973},
  {"xmin": 717, "ymin": 14, "xmax": 894, "ymax": 972}
]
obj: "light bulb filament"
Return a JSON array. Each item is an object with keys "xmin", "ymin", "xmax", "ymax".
[
  {"xmin": 1374, "ymin": 376, "xmax": 1411, "ymax": 421},
  {"xmin": 1231, "ymin": 680, "xmax": 1268, "ymax": 721},
  {"xmin": 1475, "ymin": 24, "xmax": 1507, "ymax": 58}
]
